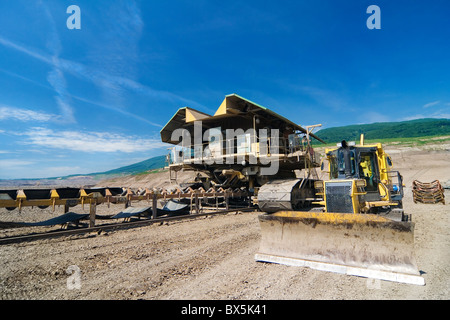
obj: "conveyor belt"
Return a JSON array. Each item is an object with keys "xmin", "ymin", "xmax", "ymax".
[
  {"xmin": 0, "ymin": 186, "xmax": 248, "ymax": 212},
  {"xmin": 0, "ymin": 207, "xmax": 256, "ymax": 245},
  {"xmin": 0, "ymin": 212, "xmax": 89, "ymax": 228},
  {"xmin": 111, "ymin": 206, "xmax": 152, "ymax": 219},
  {"xmin": 21, "ymin": 212, "xmax": 89, "ymax": 226}
]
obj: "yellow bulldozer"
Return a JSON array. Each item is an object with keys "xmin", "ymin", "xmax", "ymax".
[{"xmin": 255, "ymin": 135, "xmax": 425, "ymax": 285}]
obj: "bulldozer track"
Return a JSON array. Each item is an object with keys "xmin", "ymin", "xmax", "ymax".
[{"xmin": 0, "ymin": 207, "xmax": 255, "ymax": 246}]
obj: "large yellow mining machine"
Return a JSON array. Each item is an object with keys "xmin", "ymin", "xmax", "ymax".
[
  {"xmin": 255, "ymin": 135, "xmax": 425, "ymax": 285},
  {"xmin": 161, "ymin": 93, "xmax": 324, "ymax": 193},
  {"xmin": 161, "ymin": 94, "xmax": 423, "ymax": 285}
]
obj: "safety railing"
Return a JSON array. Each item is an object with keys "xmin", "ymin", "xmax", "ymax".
[{"xmin": 168, "ymin": 135, "xmax": 310, "ymax": 166}]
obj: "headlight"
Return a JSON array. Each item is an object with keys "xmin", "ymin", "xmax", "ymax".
[
  {"xmin": 314, "ymin": 181, "xmax": 324, "ymax": 189},
  {"xmin": 355, "ymin": 179, "xmax": 366, "ymax": 187}
]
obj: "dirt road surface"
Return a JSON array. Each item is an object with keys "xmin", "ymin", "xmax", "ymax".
[{"xmin": 0, "ymin": 144, "xmax": 449, "ymax": 300}]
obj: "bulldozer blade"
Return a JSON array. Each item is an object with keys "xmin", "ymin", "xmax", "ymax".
[{"xmin": 255, "ymin": 211, "xmax": 425, "ymax": 285}]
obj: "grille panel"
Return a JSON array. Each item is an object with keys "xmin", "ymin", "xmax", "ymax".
[{"xmin": 325, "ymin": 181, "xmax": 353, "ymax": 213}]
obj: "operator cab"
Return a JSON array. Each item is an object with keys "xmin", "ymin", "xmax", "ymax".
[{"xmin": 326, "ymin": 141, "xmax": 381, "ymax": 201}]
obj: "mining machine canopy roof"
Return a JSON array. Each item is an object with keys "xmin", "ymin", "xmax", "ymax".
[{"xmin": 160, "ymin": 94, "xmax": 325, "ymax": 144}]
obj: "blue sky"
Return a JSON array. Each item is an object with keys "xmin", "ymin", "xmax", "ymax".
[{"xmin": 0, "ymin": 0, "xmax": 449, "ymax": 179}]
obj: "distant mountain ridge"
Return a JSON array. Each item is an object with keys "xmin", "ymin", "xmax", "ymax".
[
  {"xmin": 0, "ymin": 155, "xmax": 167, "ymax": 186},
  {"xmin": 91, "ymin": 155, "xmax": 167, "ymax": 176},
  {"xmin": 314, "ymin": 118, "xmax": 450, "ymax": 144}
]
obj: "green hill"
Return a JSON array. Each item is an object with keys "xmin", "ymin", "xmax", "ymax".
[
  {"xmin": 93, "ymin": 155, "xmax": 167, "ymax": 176},
  {"xmin": 314, "ymin": 118, "xmax": 450, "ymax": 144}
]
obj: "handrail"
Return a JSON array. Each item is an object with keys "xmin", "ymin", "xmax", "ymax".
[{"xmin": 168, "ymin": 135, "xmax": 309, "ymax": 165}]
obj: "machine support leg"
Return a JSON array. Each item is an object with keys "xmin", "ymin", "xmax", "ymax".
[
  {"xmin": 152, "ymin": 193, "xmax": 157, "ymax": 219},
  {"xmin": 89, "ymin": 201, "xmax": 96, "ymax": 228},
  {"xmin": 195, "ymin": 194, "xmax": 199, "ymax": 215},
  {"xmin": 225, "ymin": 192, "xmax": 229, "ymax": 211}
]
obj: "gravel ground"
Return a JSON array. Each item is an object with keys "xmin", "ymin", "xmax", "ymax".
[{"xmin": 0, "ymin": 146, "xmax": 449, "ymax": 300}]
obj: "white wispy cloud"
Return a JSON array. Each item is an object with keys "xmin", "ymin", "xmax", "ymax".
[
  {"xmin": 20, "ymin": 127, "xmax": 166, "ymax": 153},
  {"xmin": 0, "ymin": 1, "xmax": 208, "ymax": 122},
  {"xmin": 290, "ymin": 85, "xmax": 350, "ymax": 111},
  {"xmin": 361, "ymin": 111, "xmax": 390, "ymax": 123},
  {"xmin": 68, "ymin": 93, "xmax": 163, "ymax": 128},
  {"xmin": 0, "ymin": 69, "xmax": 162, "ymax": 127},
  {"xmin": 0, "ymin": 159, "xmax": 35, "ymax": 167},
  {"xmin": 87, "ymin": 1, "xmax": 144, "ymax": 110},
  {"xmin": 0, "ymin": 34, "xmax": 207, "ymax": 121},
  {"xmin": 41, "ymin": 3, "xmax": 75, "ymax": 123},
  {"xmin": 403, "ymin": 109, "xmax": 450, "ymax": 121},
  {"xmin": 56, "ymin": 55, "xmax": 207, "ymax": 111},
  {"xmin": 42, "ymin": 166, "xmax": 82, "ymax": 177},
  {"xmin": 0, "ymin": 105, "xmax": 59, "ymax": 122},
  {"xmin": 406, "ymin": 100, "xmax": 450, "ymax": 120},
  {"xmin": 0, "ymin": 5, "xmax": 77, "ymax": 124},
  {"xmin": 423, "ymin": 100, "xmax": 440, "ymax": 108},
  {"xmin": 0, "ymin": 159, "xmax": 36, "ymax": 179},
  {"xmin": 0, "ymin": 36, "xmax": 51, "ymax": 64}
]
